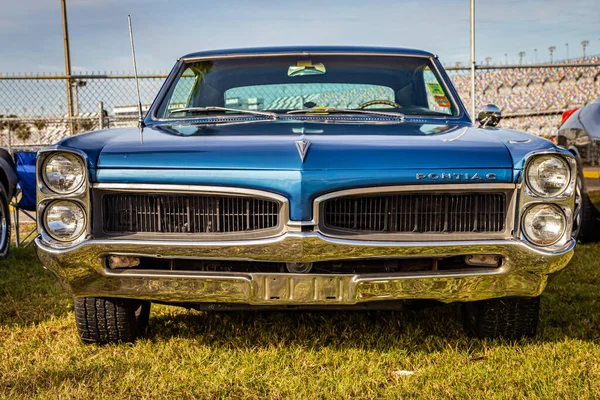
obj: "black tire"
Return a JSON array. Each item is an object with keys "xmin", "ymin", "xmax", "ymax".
[
  {"xmin": 463, "ymin": 296, "xmax": 540, "ymax": 339},
  {"xmin": 573, "ymin": 172, "xmax": 599, "ymax": 243},
  {"xmin": 0, "ymin": 184, "xmax": 10, "ymax": 259},
  {"xmin": 74, "ymin": 297, "xmax": 151, "ymax": 344}
]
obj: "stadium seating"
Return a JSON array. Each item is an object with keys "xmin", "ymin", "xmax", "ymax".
[{"xmin": 450, "ymin": 56, "xmax": 600, "ymax": 136}]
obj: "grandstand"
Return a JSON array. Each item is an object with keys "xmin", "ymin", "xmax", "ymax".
[{"xmin": 450, "ymin": 56, "xmax": 600, "ymax": 137}]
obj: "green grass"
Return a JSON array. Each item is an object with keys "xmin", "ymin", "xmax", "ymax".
[{"xmin": 1, "ymin": 244, "xmax": 600, "ymax": 399}]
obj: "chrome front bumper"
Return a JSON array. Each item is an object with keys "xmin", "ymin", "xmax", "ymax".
[{"xmin": 35, "ymin": 233, "xmax": 575, "ymax": 305}]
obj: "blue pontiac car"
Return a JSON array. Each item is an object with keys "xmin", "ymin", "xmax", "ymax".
[{"xmin": 36, "ymin": 47, "xmax": 577, "ymax": 344}]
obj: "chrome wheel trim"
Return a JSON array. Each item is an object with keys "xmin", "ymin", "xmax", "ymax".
[
  {"xmin": 572, "ymin": 176, "xmax": 583, "ymax": 240},
  {"xmin": 0, "ymin": 202, "xmax": 7, "ymax": 251}
]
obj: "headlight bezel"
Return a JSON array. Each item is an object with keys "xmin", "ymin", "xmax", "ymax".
[
  {"xmin": 41, "ymin": 152, "xmax": 86, "ymax": 195},
  {"xmin": 37, "ymin": 148, "xmax": 90, "ymax": 247},
  {"xmin": 42, "ymin": 199, "xmax": 88, "ymax": 242},
  {"xmin": 521, "ymin": 203, "xmax": 567, "ymax": 247},
  {"xmin": 523, "ymin": 153, "xmax": 576, "ymax": 199},
  {"xmin": 519, "ymin": 150, "xmax": 577, "ymax": 250}
]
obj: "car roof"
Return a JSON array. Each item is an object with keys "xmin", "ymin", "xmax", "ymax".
[{"xmin": 181, "ymin": 46, "xmax": 435, "ymax": 60}]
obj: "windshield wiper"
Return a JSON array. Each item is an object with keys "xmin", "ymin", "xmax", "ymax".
[
  {"xmin": 287, "ymin": 107, "xmax": 405, "ymax": 120},
  {"xmin": 169, "ymin": 106, "xmax": 278, "ymax": 120}
]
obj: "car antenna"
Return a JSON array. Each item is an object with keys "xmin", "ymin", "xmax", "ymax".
[{"xmin": 128, "ymin": 15, "xmax": 144, "ymax": 144}]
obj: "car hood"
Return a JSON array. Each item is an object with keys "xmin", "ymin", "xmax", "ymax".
[{"xmin": 82, "ymin": 121, "xmax": 524, "ymax": 171}]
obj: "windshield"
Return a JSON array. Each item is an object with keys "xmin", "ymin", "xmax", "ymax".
[{"xmin": 156, "ymin": 55, "xmax": 459, "ymax": 119}]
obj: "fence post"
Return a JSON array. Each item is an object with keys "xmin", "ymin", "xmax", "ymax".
[
  {"xmin": 7, "ymin": 121, "xmax": 12, "ymax": 155},
  {"xmin": 98, "ymin": 101, "xmax": 104, "ymax": 129}
]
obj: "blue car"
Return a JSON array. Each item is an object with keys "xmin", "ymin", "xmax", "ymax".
[{"xmin": 36, "ymin": 46, "xmax": 577, "ymax": 343}]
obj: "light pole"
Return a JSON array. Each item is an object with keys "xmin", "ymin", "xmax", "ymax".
[
  {"xmin": 469, "ymin": 0, "xmax": 476, "ymax": 121},
  {"xmin": 485, "ymin": 57, "xmax": 492, "ymax": 66},
  {"xmin": 60, "ymin": 0, "xmax": 74, "ymax": 135},
  {"xmin": 548, "ymin": 46, "xmax": 556, "ymax": 64},
  {"xmin": 534, "ymin": 48, "xmax": 538, "ymax": 63},
  {"xmin": 581, "ymin": 40, "xmax": 589, "ymax": 58},
  {"xmin": 565, "ymin": 43, "xmax": 569, "ymax": 60},
  {"xmin": 518, "ymin": 51, "xmax": 526, "ymax": 65}
]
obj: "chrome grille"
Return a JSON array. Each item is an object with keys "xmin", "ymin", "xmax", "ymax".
[
  {"xmin": 103, "ymin": 194, "xmax": 280, "ymax": 234},
  {"xmin": 322, "ymin": 192, "xmax": 506, "ymax": 233}
]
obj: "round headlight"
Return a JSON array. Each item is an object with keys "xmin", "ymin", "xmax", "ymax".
[
  {"xmin": 44, "ymin": 200, "xmax": 86, "ymax": 241},
  {"xmin": 43, "ymin": 153, "xmax": 85, "ymax": 194},
  {"xmin": 522, "ymin": 204, "xmax": 566, "ymax": 246},
  {"xmin": 526, "ymin": 155, "xmax": 570, "ymax": 197}
]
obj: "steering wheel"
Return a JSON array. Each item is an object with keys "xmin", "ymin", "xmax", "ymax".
[{"xmin": 357, "ymin": 99, "xmax": 402, "ymax": 109}]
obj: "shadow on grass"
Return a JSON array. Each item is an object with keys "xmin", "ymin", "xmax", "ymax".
[
  {"xmin": 145, "ymin": 303, "xmax": 478, "ymax": 354},
  {"xmin": 1, "ymin": 243, "xmax": 599, "ymax": 349},
  {"xmin": 0, "ymin": 246, "xmax": 72, "ymax": 327}
]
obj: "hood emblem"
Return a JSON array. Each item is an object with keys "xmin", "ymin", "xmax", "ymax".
[{"xmin": 295, "ymin": 140, "xmax": 311, "ymax": 163}]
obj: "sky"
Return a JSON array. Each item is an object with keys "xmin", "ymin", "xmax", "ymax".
[{"xmin": 1, "ymin": 0, "xmax": 599, "ymax": 74}]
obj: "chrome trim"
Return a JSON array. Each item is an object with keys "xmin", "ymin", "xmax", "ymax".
[
  {"xmin": 287, "ymin": 221, "xmax": 317, "ymax": 227},
  {"xmin": 477, "ymin": 104, "xmax": 502, "ymax": 128},
  {"xmin": 35, "ymin": 233, "xmax": 575, "ymax": 304},
  {"xmin": 442, "ymin": 127, "xmax": 469, "ymax": 142},
  {"xmin": 181, "ymin": 51, "xmax": 434, "ymax": 62},
  {"xmin": 36, "ymin": 147, "xmax": 91, "ymax": 247},
  {"xmin": 295, "ymin": 140, "xmax": 310, "ymax": 163},
  {"xmin": 92, "ymin": 183, "xmax": 290, "ymax": 241},
  {"xmin": 93, "ymin": 183, "xmax": 288, "ymax": 202},
  {"xmin": 518, "ymin": 150, "xmax": 577, "ymax": 251},
  {"xmin": 312, "ymin": 183, "xmax": 517, "ymax": 241}
]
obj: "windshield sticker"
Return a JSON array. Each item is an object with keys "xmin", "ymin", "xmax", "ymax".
[
  {"xmin": 434, "ymin": 95, "xmax": 451, "ymax": 108},
  {"xmin": 427, "ymin": 83, "xmax": 445, "ymax": 95}
]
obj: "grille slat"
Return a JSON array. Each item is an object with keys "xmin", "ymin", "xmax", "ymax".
[
  {"xmin": 323, "ymin": 192, "xmax": 506, "ymax": 234},
  {"xmin": 103, "ymin": 194, "xmax": 279, "ymax": 234}
]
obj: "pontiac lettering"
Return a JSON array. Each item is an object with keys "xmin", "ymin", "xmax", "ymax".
[{"xmin": 416, "ymin": 172, "xmax": 497, "ymax": 181}]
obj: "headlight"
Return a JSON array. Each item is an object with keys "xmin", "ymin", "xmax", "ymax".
[
  {"xmin": 44, "ymin": 200, "xmax": 86, "ymax": 241},
  {"xmin": 42, "ymin": 153, "xmax": 85, "ymax": 194},
  {"xmin": 522, "ymin": 204, "xmax": 566, "ymax": 246},
  {"xmin": 526, "ymin": 155, "xmax": 570, "ymax": 197}
]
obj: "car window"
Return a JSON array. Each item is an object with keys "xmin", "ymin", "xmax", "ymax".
[
  {"xmin": 157, "ymin": 55, "xmax": 459, "ymax": 118},
  {"xmin": 166, "ymin": 68, "xmax": 196, "ymax": 111},
  {"xmin": 225, "ymin": 84, "xmax": 395, "ymax": 111}
]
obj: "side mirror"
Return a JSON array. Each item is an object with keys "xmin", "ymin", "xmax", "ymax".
[{"xmin": 478, "ymin": 104, "xmax": 502, "ymax": 128}]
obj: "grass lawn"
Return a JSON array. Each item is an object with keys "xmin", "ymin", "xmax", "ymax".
[{"xmin": 1, "ymin": 243, "xmax": 599, "ymax": 399}]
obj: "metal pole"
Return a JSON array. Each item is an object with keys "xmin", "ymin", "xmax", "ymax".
[
  {"xmin": 470, "ymin": 0, "xmax": 476, "ymax": 121},
  {"xmin": 7, "ymin": 120, "xmax": 12, "ymax": 155},
  {"xmin": 60, "ymin": 0, "xmax": 75, "ymax": 135},
  {"xmin": 98, "ymin": 101, "xmax": 104, "ymax": 129}
]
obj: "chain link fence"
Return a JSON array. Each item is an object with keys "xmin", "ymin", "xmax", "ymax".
[
  {"xmin": 0, "ymin": 73, "xmax": 166, "ymax": 150},
  {"xmin": 1, "ymin": 60, "xmax": 599, "ymax": 150}
]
